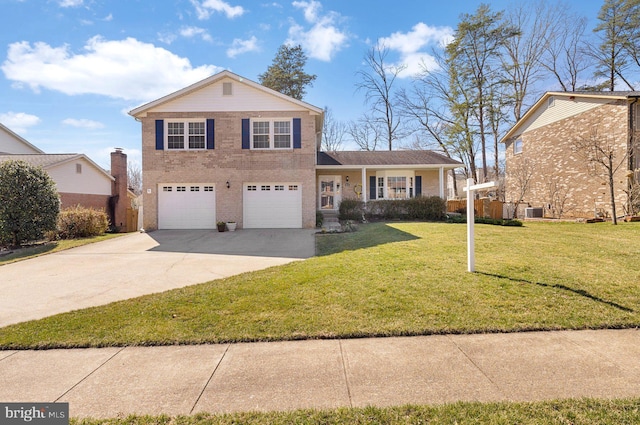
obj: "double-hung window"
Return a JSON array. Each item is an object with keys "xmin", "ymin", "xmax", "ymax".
[
  {"xmin": 251, "ymin": 119, "xmax": 292, "ymax": 149},
  {"xmin": 513, "ymin": 139, "xmax": 523, "ymax": 154},
  {"xmin": 166, "ymin": 120, "xmax": 206, "ymax": 150},
  {"xmin": 387, "ymin": 176, "xmax": 407, "ymax": 199}
]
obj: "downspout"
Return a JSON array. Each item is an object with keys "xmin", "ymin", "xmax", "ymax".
[{"xmin": 628, "ymin": 97, "xmax": 638, "ymax": 215}]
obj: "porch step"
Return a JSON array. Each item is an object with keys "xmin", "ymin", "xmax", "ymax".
[{"xmin": 320, "ymin": 210, "xmax": 341, "ymax": 232}]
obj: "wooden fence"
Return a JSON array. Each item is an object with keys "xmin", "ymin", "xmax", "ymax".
[
  {"xmin": 447, "ymin": 199, "xmax": 504, "ymax": 220},
  {"xmin": 125, "ymin": 208, "xmax": 139, "ymax": 232}
]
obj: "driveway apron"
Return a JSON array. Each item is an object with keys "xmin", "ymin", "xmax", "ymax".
[{"xmin": 0, "ymin": 229, "xmax": 315, "ymax": 327}]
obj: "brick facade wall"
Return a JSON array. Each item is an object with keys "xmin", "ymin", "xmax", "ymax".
[
  {"xmin": 141, "ymin": 111, "xmax": 317, "ymax": 230},
  {"xmin": 504, "ymin": 101, "xmax": 630, "ymax": 218},
  {"xmin": 59, "ymin": 192, "xmax": 110, "ymax": 212}
]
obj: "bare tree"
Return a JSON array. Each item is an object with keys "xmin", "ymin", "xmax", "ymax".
[
  {"xmin": 127, "ymin": 162, "xmax": 143, "ymax": 196},
  {"xmin": 503, "ymin": 0, "xmax": 563, "ymax": 121},
  {"xmin": 509, "ymin": 158, "xmax": 534, "ymax": 219},
  {"xmin": 321, "ymin": 107, "xmax": 346, "ymax": 152},
  {"xmin": 573, "ymin": 125, "xmax": 629, "ymax": 224},
  {"xmin": 355, "ymin": 43, "xmax": 406, "ymax": 150},
  {"xmin": 540, "ymin": 12, "xmax": 589, "ymax": 91},
  {"xmin": 347, "ymin": 115, "xmax": 383, "ymax": 151}
]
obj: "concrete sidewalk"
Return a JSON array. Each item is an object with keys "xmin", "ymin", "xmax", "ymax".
[{"xmin": 1, "ymin": 329, "xmax": 639, "ymax": 418}]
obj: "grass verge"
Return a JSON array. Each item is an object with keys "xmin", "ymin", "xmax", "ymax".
[
  {"xmin": 0, "ymin": 233, "xmax": 124, "ymax": 266},
  {"xmin": 70, "ymin": 398, "xmax": 640, "ymax": 424},
  {"xmin": 1, "ymin": 222, "xmax": 639, "ymax": 348}
]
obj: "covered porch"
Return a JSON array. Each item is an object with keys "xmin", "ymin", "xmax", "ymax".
[{"xmin": 315, "ymin": 151, "xmax": 463, "ymax": 212}]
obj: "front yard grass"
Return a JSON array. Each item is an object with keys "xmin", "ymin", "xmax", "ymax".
[
  {"xmin": 0, "ymin": 233, "xmax": 124, "ymax": 266},
  {"xmin": 71, "ymin": 398, "xmax": 640, "ymax": 425},
  {"xmin": 0, "ymin": 221, "xmax": 639, "ymax": 348}
]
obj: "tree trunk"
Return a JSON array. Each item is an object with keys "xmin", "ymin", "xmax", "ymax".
[{"xmin": 609, "ymin": 153, "xmax": 618, "ymax": 224}]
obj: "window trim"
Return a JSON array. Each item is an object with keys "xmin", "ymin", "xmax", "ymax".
[
  {"xmin": 374, "ymin": 170, "xmax": 415, "ymax": 200},
  {"xmin": 513, "ymin": 138, "xmax": 523, "ymax": 155},
  {"xmin": 250, "ymin": 118, "xmax": 293, "ymax": 150},
  {"xmin": 165, "ymin": 119, "xmax": 207, "ymax": 151}
]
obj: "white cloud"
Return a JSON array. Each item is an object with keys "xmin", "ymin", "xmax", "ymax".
[
  {"xmin": 104, "ymin": 14, "xmax": 113, "ymax": 22},
  {"xmin": 190, "ymin": 0, "xmax": 244, "ymax": 19},
  {"xmin": 0, "ymin": 111, "xmax": 40, "ymax": 133},
  {"xmin": 1, "ymin": 36, "xmax": 223, "ymax": 102},
  {"xmin": 377, "ymin": 22, "xmax": 453, "ymax": 78},
  {"xmin": 292, "ymin": 0, "xmax": 321, "ymax": 23},
  {"xmin": 180, "ymin": 26, "xmax": 213, "ymax": 43},
  {"xmin": 227, "ymin": 36, "xmax": 259, "ymax": 58},
  {"xmin": 287, "ymin": 1, "xmax": 348, "ymax": 61},
  {"xmin": 59, "ymin": 0, "xmax": 83, "ymax": 7},
  {"xmin": 62, "ymin": 118, "xmax": 105, "ymax": 129}
]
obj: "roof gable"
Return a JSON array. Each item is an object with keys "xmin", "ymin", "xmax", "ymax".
[
  {"xmin": 502, "ymin": 91, "xmax": 633, "ymax": 142},
  {"xmin": 129, "ymin": 70, "xmax": 323, "ymax": 118},
  {"xmin": 0, "ymin": 123, "xmax": 44, "ymax": 154},
  {"xmin": 0, "ymin": 154, "xmax": 115, "ymax": 181}
]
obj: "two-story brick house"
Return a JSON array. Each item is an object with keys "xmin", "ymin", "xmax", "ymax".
[
  {"xmin": 502, "ymin": 91, "xmax": 640, "ymax": 219},
  {"xmin": 130, "ymin": 70, "xmax": 462, "ymax": 230}
]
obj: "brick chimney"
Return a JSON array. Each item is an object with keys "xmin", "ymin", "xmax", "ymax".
[{"xmin": 110, "ymin": 148, "xmax": 128, "ymax": 231}]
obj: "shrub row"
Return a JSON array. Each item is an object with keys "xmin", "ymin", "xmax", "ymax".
[
  {"xmin": 54, "ymin": 205, "xmax": 110, "ymax": 239},
  {"xmin": 338, "ymin": 197, "xmax": 447, "ymax": 222}
]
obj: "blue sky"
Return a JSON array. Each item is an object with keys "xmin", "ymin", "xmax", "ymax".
[{"xmin": 1, "ymin": 0, "xmax": 603, "ymax": 169}]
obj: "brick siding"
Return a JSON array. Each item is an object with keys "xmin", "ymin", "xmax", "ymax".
[
  {"xmin": 141, "ymin": 111, "xmax": 317, "ymax": 230},
  {"xmin": 505, "ymin": 101, "xmax": 630, "ymax": 218}
]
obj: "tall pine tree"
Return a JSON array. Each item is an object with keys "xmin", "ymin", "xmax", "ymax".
[{"xmin": 258, "ymin": 44, "xmax": 316, "ymax": 100}]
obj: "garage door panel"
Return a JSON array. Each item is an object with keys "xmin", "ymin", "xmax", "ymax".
[
  {"xmin": 158, "ymin": 184, "xmax": 216, "ymax": 229},
  {"xmin": 244, "ymin": 183, "xmax": 302, "ymax": 228}
]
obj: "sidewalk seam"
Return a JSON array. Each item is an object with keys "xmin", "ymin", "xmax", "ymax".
[
  {"xmin": 190, "ymin": 343, "xmax": 231, "ymax": 414},
  {"xmin": 338, "ymin": 340, "xmax": 353, "ymax": 408},
  {"xmin": 54, "ymin": 346, "xmax": 126, "ymax": 402},
  {"xmin": 446, "ymin": 335, "xmax": 503, "ymax": 396}
]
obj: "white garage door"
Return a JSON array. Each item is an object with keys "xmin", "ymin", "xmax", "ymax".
[
  {"xmin": 158, "ymin": 184, "xmax": 216, "ymax": 229},
  {"xmin": 243, "ymin": 183, "xmax": 302, "ymax": 228}
]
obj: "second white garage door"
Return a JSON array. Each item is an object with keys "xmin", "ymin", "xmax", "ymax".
[
  {"xmin": 243, "ymin": 183, "xmax": 302, "ymax": 228},
  {"xmin": 158, "ymin": 184, "xmax": 216, "ymax": 229}
]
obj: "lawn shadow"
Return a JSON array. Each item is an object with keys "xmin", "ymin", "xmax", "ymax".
[
  {"xmin": 316, "ymin": 223, "xmax": 420, "ymax": 257},
  {"xmin": 0, "ymin": 243, "xmax": 57, "ymax": 265},
  {"xmin": 478, "ymin": 272, "xmax": 634, "ymax": 313}
]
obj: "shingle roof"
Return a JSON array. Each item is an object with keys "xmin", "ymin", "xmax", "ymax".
[
  {"xmin": 317, "ymin": 150, "xmax": 462, "ymax": 167},
  {"xmin": 0, "ymin": 154, "xmax": 82, "ymax": 168}
]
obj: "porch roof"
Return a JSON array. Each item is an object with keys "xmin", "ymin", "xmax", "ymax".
[{"xmin": 317, "ymin": 150, "xmax": 462, "ymax": 168}]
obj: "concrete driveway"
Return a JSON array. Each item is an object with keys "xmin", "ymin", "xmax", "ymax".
[{"xmin": 0, "ymin": 229, "xmax": 316, "ymax": 328}]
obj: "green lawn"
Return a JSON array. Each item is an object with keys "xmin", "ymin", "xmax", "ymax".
[
  {"xmin": 70, "ymin": 398, "xmax": 640, "ymax": 425},
  {"xmin": 0, "ymin": 221, "xmax": 639, "ymax": 349},
  {"xmin": 0, "ymin": 233, "xmax": 124, "ymax": 266}
]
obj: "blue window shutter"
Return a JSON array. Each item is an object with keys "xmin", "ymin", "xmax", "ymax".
[
  {"xmin": 155, "ymin": 120, "xmax": 164, "ymax": 150},
  {"xmin": 206, "ymin": 119, "xmax": 215, "ymax": 149},
  {"xmin": 242, "ymin": 119, "xmax": 250, "ymax": 149},
  {"xmin": 415, "ymin": 176, "xmax": 422, "ymax": 197},
  {"xmin": 369, "ymin": 176, "xmax": 376, "ymax": 200},
  {"xmin": 293, "ymin": 118, "xmax": 301, "ymax": 149}
]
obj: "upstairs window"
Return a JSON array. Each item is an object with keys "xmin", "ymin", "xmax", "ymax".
[
  {"xmin": 166, "ymin": 120, "xmax": 206, "ymax": 150},
  {"xmin": 514, "ymin": 139, "xmax": 523, "ymax": 154},
  {"xmin": 251, "ymin": 119, "xmax": 292, "ymax": 149}
]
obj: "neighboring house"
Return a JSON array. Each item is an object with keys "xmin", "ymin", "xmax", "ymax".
[
  {"xmin": 502, "ymin": 92, "xmax": 640, "ymax": 219},
  {"xmin": 0, "ymin": 123, "xmax": 44, "ymax": 154},
  {"xmin": 0, "ymin": 125, "xmax": 133, "ymax": 230},
  {"xmin": 129, "ymin": 70, "xmax": 463, "ymax": 230}
]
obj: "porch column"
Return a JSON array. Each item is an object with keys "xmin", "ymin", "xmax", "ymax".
[
  {"xmin": 439, "ymin": 167, "xmax": 445, "ymax": 198},
  {"xmin": 361, "ymin": 167, "xmax": 367, "ymax": 204}
]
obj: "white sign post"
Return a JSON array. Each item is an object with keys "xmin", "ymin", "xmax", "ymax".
[{"xmin": 463, "ymin": 178, "xmax": 497, "ymax": 273}]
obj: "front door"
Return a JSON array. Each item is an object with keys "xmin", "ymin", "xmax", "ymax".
[{"xmin": 319, "ymin": 176, "xmax": 341, "ymax": 210}]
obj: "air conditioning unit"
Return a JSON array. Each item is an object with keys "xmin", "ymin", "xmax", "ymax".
[{"xmin": 525, "ymin": 207, "xmax": 544, "ymax": 218}]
